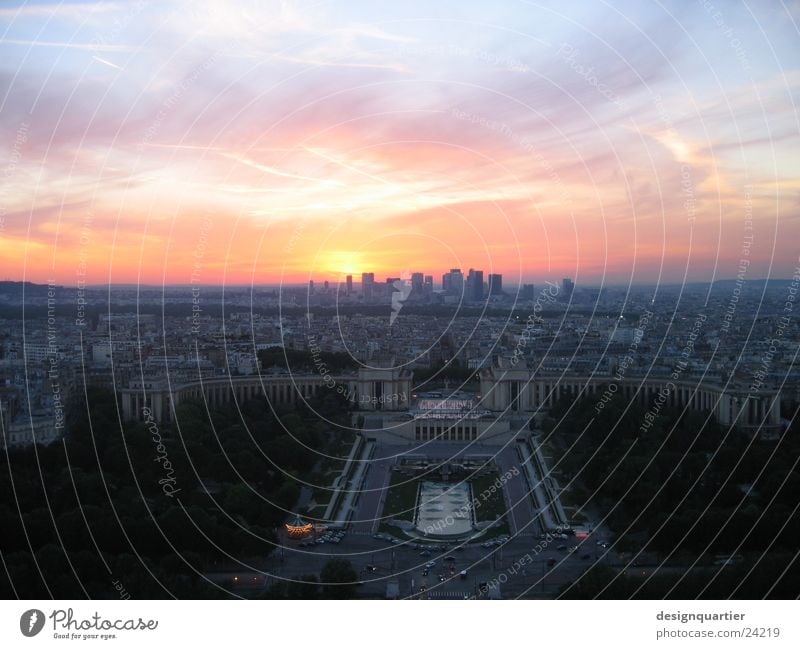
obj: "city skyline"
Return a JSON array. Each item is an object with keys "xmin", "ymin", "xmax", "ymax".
[
  {"xmin": 1, "ymin": 1, "xmax": 798, "ymax": 286},
  {"xmin": 3, "ymin": 272, "xmax": 795, "ymax": 289}
]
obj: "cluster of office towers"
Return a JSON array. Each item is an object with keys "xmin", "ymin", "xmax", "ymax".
[
  {"xmin": 309, "ymin": 270, "xmax": 575, "ymax": 303},
  {"xmin": 352, "ymin": 269, "xmax": 504, "ymax": 301}
]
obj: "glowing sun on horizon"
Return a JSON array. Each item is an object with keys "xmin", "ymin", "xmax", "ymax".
[{"xmin": 324, "ymin": 250, "xmax": 365, "ymax": 277}]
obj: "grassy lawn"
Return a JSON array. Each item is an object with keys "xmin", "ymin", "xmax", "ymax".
[
  {"xmin": 381, "ymin": 472, "xmax": 420, "ymax": 522},
  {"xmin": 538, "ymin": 436, "xmax": 567, "ymax": 478},
  {"xmin": 539, "ymin": 440, "xmax": 590, "ymax": 527},
  {"xmin": 303, "ymin": 432, "xmax": 360, "ymax": 512},
  {"xmin": 469, "ymin": 472, "xmax": 508, "ymax": 522},
  {"xmin": 468, "ymin": 471, "xmax": 511, "ymax": 539}
]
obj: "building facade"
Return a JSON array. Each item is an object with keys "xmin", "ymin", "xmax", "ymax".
[{"xmin": 120, "ymin": 365, "xmax": 784, "ymax": 440}]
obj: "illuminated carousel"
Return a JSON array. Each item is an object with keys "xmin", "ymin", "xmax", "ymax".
[{"xmin": 284, "ymin": 515, "xmax": 314, "ymax": 539}]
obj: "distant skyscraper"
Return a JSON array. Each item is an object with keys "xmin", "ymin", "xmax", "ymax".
[
  {"xmin": 424, "ymin": 275, "xmax": 433, "ymax": 294},
  {"xmin": 308, "ymin": 280, "xmax": 315, "ymax": 295},
  {"xmin": 323, "ymin": 280, "xmax": 329, "ymax": 291},
  {"xmin": 448, "ymin": 268, "xmax": 463, "ymax": 295},
  {"xmin": 346, "ymin": 275, "xmax": 353, "ymax": 295},
  {"xmin": 361, "ymin": 272, "xmax": 375, "ymax": 299},
  {"xmin": 562, "ymin": 278, "xmax": 574, "ymax": 299},
  {"xmin": 489, "ymin": 274, "xmax": 503, "ymax": 295},
  {"xmin": 521, "ymin": 283, "xmax": 535, "ymax": 300},
  {"xmin": 411, "ymin": 272, "xmax": 424, "ymax": 294},
  {"xmin": 467, "ymin": 269, "xmax": 484, "ymax": 301}
]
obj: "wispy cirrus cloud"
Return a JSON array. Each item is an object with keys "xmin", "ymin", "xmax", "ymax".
[
  {"xmin": 0, "ymin": 0, "xmax": 798, "ymax": 285},
  {"xmin": 1, "ymin": 38, "xmax": 132, "ymax": 51}
]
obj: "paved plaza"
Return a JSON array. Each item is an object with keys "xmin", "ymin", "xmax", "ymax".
[{"xmin": 232, "ymin": 440, "xmax": 618, "ymax": 599}]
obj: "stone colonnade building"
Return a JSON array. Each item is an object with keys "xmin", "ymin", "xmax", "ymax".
[
  {"xmin": 479, "ymin": 368, "xmax": 782, "ymax": 437},
  {"xmin": 120, "ymin": 365, "xmax": 784, "ymax": 439},
  {"xmin": 121, "ymin": 367, "xmax": 412, "ymax": 423}
]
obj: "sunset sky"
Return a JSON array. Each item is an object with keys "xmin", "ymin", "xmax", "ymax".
[{"xmin": 0, "ymin": 0, "xmax": 798, "ymax": 287}]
